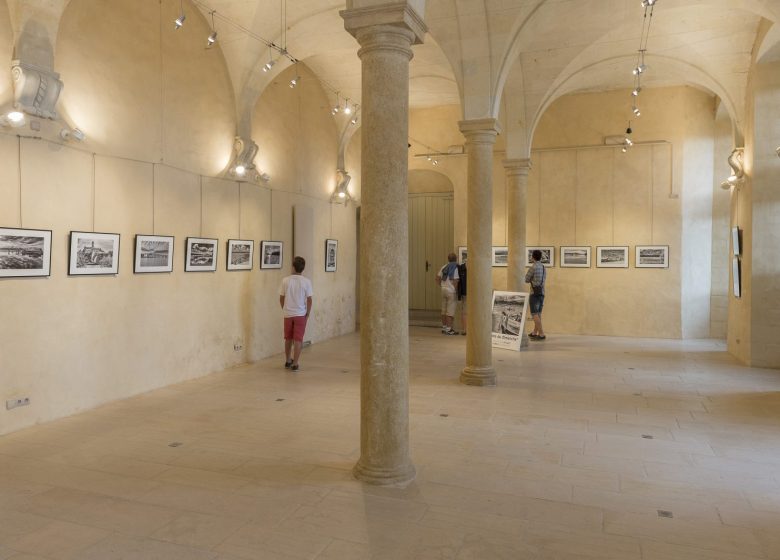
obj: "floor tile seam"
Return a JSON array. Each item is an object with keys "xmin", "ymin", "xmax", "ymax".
[
  {"xmin": 636, "ymin": 538, "xmax": 769, "ymax": 560},
  {"xmin": 148, "ymin": 510, "xmax": 255, "ymax": 553},
  {"xmin": 0, "ymin": 512, "xmax": 124, "ymax": 557},
  {"xmin": 605, "ymin": 526, "xmax": 768, "ymax": 557}
]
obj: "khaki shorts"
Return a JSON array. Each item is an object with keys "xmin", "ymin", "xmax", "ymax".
[{"xmin": 441, "ymin": 288, "xmax": 457, "ymax": 317}]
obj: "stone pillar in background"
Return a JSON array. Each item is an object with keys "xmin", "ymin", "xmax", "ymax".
[
  {"xmin": 341, "ymin": 4, "xmax": 426, "ymax": 485},
  {"xmin": 459, "ymin": 118, "xmax": 500, "ymax": 386},
  {"xmin": 505, "ymin": 158, "xmax": 531, "ymax": 348}
]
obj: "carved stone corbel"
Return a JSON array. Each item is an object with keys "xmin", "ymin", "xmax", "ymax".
[{"xmin": 11, "ymin": 59, "xmax": 63, "ymax": 120}]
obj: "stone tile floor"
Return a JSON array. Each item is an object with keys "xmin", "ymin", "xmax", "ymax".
[{"xmin": 1, "ymin": 328, "xmax": 780, "ymax": 559}]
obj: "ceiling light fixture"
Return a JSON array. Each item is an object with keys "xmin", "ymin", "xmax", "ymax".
[
  {"xmin": 344, "ymin": 99, "xmax": 352, "ymax": 115},
  {"xmin": 633, "ymin": 106, "xmax": 641, "ymax": 117},
  {"xmin": 351, "ymin": 116, "xmax": 358, "ymax": 125},
  {"xmin": 234, "ymin": 164, "xmax": 246, "ymax": 176},
  {"xmin": 289, "ymin": 76, "xmax": 298, "ymax": 88},
  {"xmin": 7, "ymin": 111, "xmax": 24, "ymax": 124},
  {"xmin": 206, "ymin": 11, "xmax": 217, "ymax": 47},
  {"xmin": 174, "ymin": 0, "xmax": 185, "ymax": 29}
]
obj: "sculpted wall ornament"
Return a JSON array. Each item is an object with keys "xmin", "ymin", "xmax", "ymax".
[{"xmin": 11, "ymin": 59, "xmax": 63, "ymax": 120}]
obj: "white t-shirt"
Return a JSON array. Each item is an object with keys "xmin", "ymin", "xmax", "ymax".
[
  {"xmin": 439, "ymin": 264, "xmax": 459, "ymax": 292},
  {"xmin": 279, "ymin": 274, "xmax": 313, "ymax": 318}
]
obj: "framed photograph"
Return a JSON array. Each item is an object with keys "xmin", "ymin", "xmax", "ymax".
[
  {"xmin": 185, "ymin": 237, "xmax": 218, "ymax": 272},
  {"xmin": 69, "ymin": 231, "xmax": 120, "ymax": 275},
  {"xmin": 732, "ymin": 227, "xmax": 741, "ymax": 256},
  {"xmin": 325, "ymin": 239, "xmax": 338, "ymax": 272},
  {"xmin": 492, "ymin": 246, "xmax": 508, "ymax": 267},
  {"xmin": 227, "ymin": 239, "xmax": 254, "ymax": 271},
  {"xmin": 0, "ymin": 227, "xmax": 52, "ymax": 278},
  {"xmin": 635, "ymin": 245, "xmax": 669, "ymax": 268},
  {"xmin": 560, "ymin": 246, "xmax": 591, "ymax": 268},
  {"xmin": 457, "ymin": 246, "xmax": 468, "ymax": 265},
  {"xmin": 260, "ymin": 240, "xmax": 283, "ymax": 269},
  {"xmin": 491, "ymin": 291, "xmax": 529, "ymax": 352},
  {"xmin": 526, "ymin": 246, "xmax": 554, "ymax": 267},
  {"xmin": 732, "ymin": 256, "xmax": 741, "ymax": 298},
  {"xmin": 596, "ymin": 246, "xmax": 629, "ymax": 268},
  {"xmin": 134, "ymin": 235, "xmax": 174, "ymax": 273}
]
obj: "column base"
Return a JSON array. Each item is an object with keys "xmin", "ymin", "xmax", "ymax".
[
  {"xmin": 460, "ymin": 365, "xmax": 497, "ymax": 386},
  {"xmin": 353, "ymin": 460, "xmax": 416, "ymax": 487}
]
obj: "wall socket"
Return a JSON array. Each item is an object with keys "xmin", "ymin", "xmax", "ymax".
[
  {"xmin": 6, "ymin": 397, "xmax": 30, "ymax": 410},
  {"xmin": 233, "ymin": 343, "xmax": 243, "ymax": 351}
]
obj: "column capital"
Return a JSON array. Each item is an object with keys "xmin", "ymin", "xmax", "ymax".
[
  {"xmin": 458, "ymin": 118, "xmax": 502, "ymax": 138},
  {"xmin": 341, "ymin": 3, "xmax": 427, "ymax": 45},
  {"xmin": 503, "ymin": 158, "xmax": 532, "ymax": 178}
]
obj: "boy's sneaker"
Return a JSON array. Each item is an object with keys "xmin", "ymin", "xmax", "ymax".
[{"xmin": 445, "ymin": 328, "xmax": 458, "ymax": 335}]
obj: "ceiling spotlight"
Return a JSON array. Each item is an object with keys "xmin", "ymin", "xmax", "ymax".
[
  {"xmin": 427, "ymin": 156, "xmax": 432, "ymax": 161},
  {"xmin": 338, "ymin": 191, "xmax": 346, "ymax": 199},
  {"xmin": 263, "ymin": 59, "xmax": 276, "ymax": 72},
  {"xmin": 632, "ymin": 106, "xmax": 641, "ymax": 117},
  {"xmin": 432, "ymin": 160, "xmax": 439, "ymax": 166},
  {"xmin": 632, "ymin": 64, "xmax": 646, "ymax": 76},
  {"xmin": 344, "ymin": 100, "xmax": 352, "ymax": 115},
  {"xmin": 234, "ymin": 164, "xmax": 246, "ymax": 176},
  {"xmin": 621, "ymin": 146, "xmax": 628, "ymax": 153},
  {"xmin": 625, "ymin": 137, "xmax": 634, "ymax": 146},
  {"xmin": 641, "ymin": 0, "xmax": 657, "ymax": 7},
  {"xmin": 174, "ymin": 13, "xmax": 185, "ymax": 29},
  {"xmin": 7, "ymin": 111, "xmax": 24, "ymax": 124},
  {"xmin": 289, "ymin": 76, "xmax": 298, "ymax": 88},
  {"xmin": 632, "ymin": 87, "xmax": 641, "ymax": 97},
  {"xmin": 350, "ymin": 116, "xmax": 358, "ymax": 125},
  {"xmin": 332, "ymin": 104, "xmax": 340, "ymax": 114}
]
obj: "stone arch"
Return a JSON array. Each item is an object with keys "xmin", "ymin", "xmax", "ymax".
[{"xmin": 408, "ymin": 168, "xmax": 454, "ymax": 194}]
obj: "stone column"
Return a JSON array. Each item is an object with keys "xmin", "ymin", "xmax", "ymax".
[
  {"xmin": 341, "ymin": 4, "xmax": 426, "ymax": 485},
  {"xmin": 459, "ymin": 118, "xmax": 500, "ymax": 386},
  {"xmin": 504, "ymin": 158, "xmax": 531, "ymax": 348}
]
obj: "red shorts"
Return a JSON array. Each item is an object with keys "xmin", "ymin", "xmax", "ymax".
[{"xmin": 283, "ymin": 316, "xmax": 308, "ymax": 342}]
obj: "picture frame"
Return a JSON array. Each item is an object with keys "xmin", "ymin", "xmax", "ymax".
[
  {"xmin": 732, "ymin": 227, "xmax": 741, "ymax": 256},
  {"xmin": 69, "ymin": 231, "xmax": 120, "ymax": 276},
  {"xmin": 635, "ymin": 245, "xmax": 669, "ymax": 268},
  {"xmin": 0, "ymin": 227, "xmax": 52, "ymax": 278},
  {"xmin": 227, "ymin": 239, "xmax": 254, "ymax": 271},
  {"xmin": 491, "ymin": 246, "xmax": 508, "ymax": 267},
  {"xmin": 526, "ymin": 246, "xmax": 554, "ymax": 267},
  {"xmin": 185, "ymin": 237, "xmax": 218, "ymax": 272},
  {"xmin": 260, "ymin": 240, "xmax": 283, "ymax": 269},
  {"xmin": 732, "ymin": 256, "xmax": 741, "ymax": 298},
  {"xmin": 134, "ymin": 235, "xmax": 174, "ymax": 274},
  {"xmin": 325, "ymin": 239, "xmax": 338, "ymax": 272},
  {"xmin": 457, "ymin": 246, "xmax": 468, "ymax": 265},
  {"xmin": 596, "ymin": 246, "xmax": 629, "ymax": 268},
  {"xmin": 491, "ymin": 291, "xmax": 530, "ymax": 352},
  {"xmin": 560, "ymin": 246, "xmax": 591, "ymax": 268}
]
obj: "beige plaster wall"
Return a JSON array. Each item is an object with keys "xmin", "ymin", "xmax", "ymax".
[
  {"xmin": 0, "ymin": 5, "xmax": 356, "ymax": 435},
  {"xmin": 746, "ymin": 58, "xmax": 780, "ymax": 367},
  {"xmin": 0, "ymin": 0, "xmax": 11, "ymax": 107},
  {"xmin": 55, "ymin": 0, "xmax": 236, "ymax": 176},
  {"xmin": 710, "ymin": 103, "xmax": 732, "ymax": 339}
]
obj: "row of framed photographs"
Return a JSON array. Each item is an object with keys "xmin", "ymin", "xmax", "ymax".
[
  {"xmin": 0, "ymin": 227, "xmax": 340, "ymax": 278},
  {"xmin": 457, "ymin": 245, "xmax": 670, "ymax": 269}
]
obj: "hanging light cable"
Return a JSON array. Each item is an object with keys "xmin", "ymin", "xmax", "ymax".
[{"xmin": 206, "ymin": 11, "xmax": 217, "ymax": 47}]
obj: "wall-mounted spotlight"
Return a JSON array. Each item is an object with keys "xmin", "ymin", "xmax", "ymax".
[
  {"xmin": 344, "ymin": 99, "xmax": 352, "ymax": 115},
  {"xmin": 332, "ymin": 168, "xmax": 352, "ymax": 204},
  {"xmin": 60, "ymin": 127, "xmax": 85, "ymax": 142},
  {"xmin": 2, "ymin": 110, "xmax": 26, "ymax": 127}
]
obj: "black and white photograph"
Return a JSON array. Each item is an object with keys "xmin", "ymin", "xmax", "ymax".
[
  {"xmin": 492, "ymin": 246, "xmax": 508, "ymax": 267},
  {"xmin": 69, "ymin": 231, "xmax": 120, "ymax": 276},
  {"xmin": 596, "ymin": 246, "xmax": 629, "ymax": 268},
  {"xmin": 491, "ymin": 291, "xmax": 529, "ymax": 351},
  {"xmin": 134, "ymin": 235, "xmax": 174, "ymax": 273},
  {"xmin": 325, "ymin": 239, "xmax": 338, "ymax": 272},
  {"xmin": 732, "ymin": 227, "xmax": 741, "ymax": 256},
  {"xmin": 185, "ymin": 237, "xmax": 218, "ymax": 272},
  {"xmin": 560, "ymin": 246, "xmax": 591, "ymax": 268},
  {"xmin": 260, "ymin": 240, "xmax": 283, "ymax": 269},
  {"xmin": 526, "ymin": 246, "xmax": 554, "ymax": 267},
  {"xmin": 635, "ymin": 245, "xmax": 669, "ymax": 268},
  {"xmin": 227, "ymin": 239, "xmax": 254, "ymax": 271},
  {"xmin": 0, "ymin": 227, "xmax": 52, "ymax": 278},
  {"xmin": 732, "ymin": 256, "xmax": 741, "ymax": 298},
  {"xmin": 458, "ymin": 246, "xmax": 467, "ymax": 264}
]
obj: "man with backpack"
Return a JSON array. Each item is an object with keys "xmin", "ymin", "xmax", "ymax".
[
  {"xmin": 525, "ymin": 249, "xmax": 546, "ymax": 340},
  {"xmin": 436, "ymin": 253, "xmax": 460, "ymax": 335}
]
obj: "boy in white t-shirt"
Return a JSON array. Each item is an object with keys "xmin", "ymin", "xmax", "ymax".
[{"xmin": 279, "ymin": 256, "xmax": 313, "ymax": 372}]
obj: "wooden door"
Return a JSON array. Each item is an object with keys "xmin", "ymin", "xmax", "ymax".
[{"xmin": 408, "ymin": 193, "xmax": 454, "ymax": 310}]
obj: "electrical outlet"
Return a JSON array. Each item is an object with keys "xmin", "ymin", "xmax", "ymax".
[
  {"xmin": 233, "ymin": 344, "xmax": 243, "ymax": 351},
  {"xmin": 6, "ymin": 397, "xmax": 30, "ymax": 410}
]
